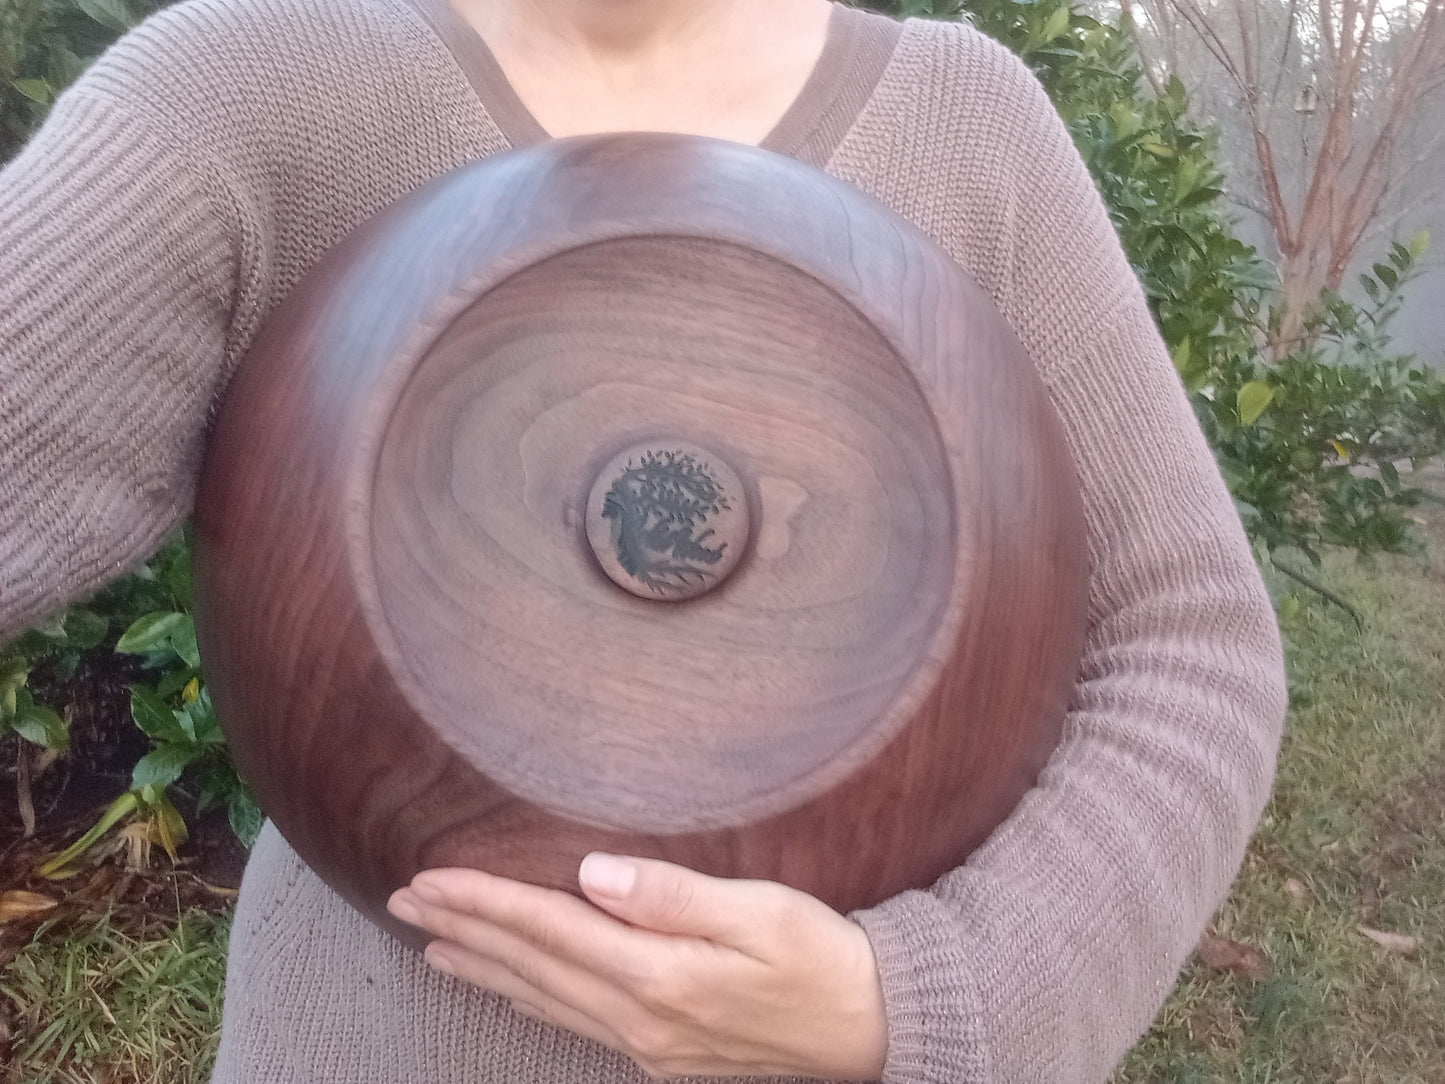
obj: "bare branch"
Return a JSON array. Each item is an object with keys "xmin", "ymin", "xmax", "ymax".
[{"xmin": 1121, "ymin": 0, "xmax": 1445, "ymax": 334}]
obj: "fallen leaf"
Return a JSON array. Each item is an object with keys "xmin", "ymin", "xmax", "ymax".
[
  {"xmin": 1283, "ymin": 878, "xmax": 1310, "ymax": 903},
  {"xmin": 75, "ymin": 867, "xmax": 120, "ymax": 903},
  {"xmin": 16, "ymin": 749, "xmax": 34, "ymax": 838},
  {"xmin": 1195, "ymin": 929, "xmax": 1274, "ymax": 980},
  {"xmin": 118, "ymin": 820, "xmax": 157, "ymax": 870},
  {"xmin": 0, "ymin": 891, "xmax": 58, "ymax": 923},
  {"xmin": 1357, "ymin": 926, "xmax": 1420, "ymax": 956}
]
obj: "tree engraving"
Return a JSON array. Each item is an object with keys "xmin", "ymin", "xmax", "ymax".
[{"xmin": 601, "ymin": 450, "xmax": 732, "ymax": 595}]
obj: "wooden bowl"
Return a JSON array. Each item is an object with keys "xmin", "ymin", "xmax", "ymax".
[{"xmin": 193, "ymin": 134, "xmax": 1089, "ymax": 943}]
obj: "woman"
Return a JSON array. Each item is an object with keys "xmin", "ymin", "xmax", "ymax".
[{"xmin": 0, "ymin": 0, "xmax": 1287, "ymax": 1079}]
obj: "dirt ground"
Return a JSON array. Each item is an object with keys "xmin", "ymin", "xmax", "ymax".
[{"xmin": 0, "ymin": 652, "xmax": 247, "ymax": 975}]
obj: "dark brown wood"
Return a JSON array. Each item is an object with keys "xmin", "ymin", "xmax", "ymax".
[{"xmin": 193, "ymin": 133, "xmax": 1090, "ymax": 947}]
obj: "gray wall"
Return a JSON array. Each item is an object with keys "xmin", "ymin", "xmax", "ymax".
[{"xmin": 1393, "ymin": 265, "xmax": 1445, "ymax": 370}]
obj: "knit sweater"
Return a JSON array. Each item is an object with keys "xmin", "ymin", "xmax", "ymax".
[{"xmin": 0, "ymin": 1, "xmax": 1288, "ymax": 1080}]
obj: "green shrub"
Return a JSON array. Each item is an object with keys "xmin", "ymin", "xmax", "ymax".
[
  {"xmin": 0, "ymin": 0, "xmax": 167, "ymax": 159},
  {"xmin": 861, "ymin": 0, "xmax": 1444, "ymax": 566}
]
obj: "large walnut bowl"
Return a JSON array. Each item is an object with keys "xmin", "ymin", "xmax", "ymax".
[{"xmin": 193, "ymin": 133, "xmax": 1090, "ymax": 944}]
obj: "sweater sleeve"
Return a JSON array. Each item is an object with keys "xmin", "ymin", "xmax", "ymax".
[
  {"xmin": 845, "ymin": 32, "xmax": 1288, "ymax": 1084},
  {"xmin": 0, "ymin": 88, "xmax": 241, "ymax": 642}
]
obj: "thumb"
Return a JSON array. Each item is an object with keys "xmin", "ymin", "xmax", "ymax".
[{"xmin": 578, "ymin": 852, "xmax": 771, "ymax": 946}]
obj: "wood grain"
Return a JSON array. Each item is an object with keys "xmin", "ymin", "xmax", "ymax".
[{"xmin": 193, "ymin": 133, "xmax": 1090, "ymax": 946}]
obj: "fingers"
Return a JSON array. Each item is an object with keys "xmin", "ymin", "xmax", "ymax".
[
  {"xmin": 420, "ymin": 869, "xmax": 595, "ymax": 944},
  {"xmin": 388, "ymin": 879, "xmax": 649, "ymax": 1031},
  {"xmin": 389, "ymin": 868, "xmax": 679, "ymax": 985},
  {"xmin": 393, "ymin": 858, "xmax": 818, "ymax": 965},
  {"xmin": 579, "ymin": 853, "xmax": 805, "ymax": 954}
]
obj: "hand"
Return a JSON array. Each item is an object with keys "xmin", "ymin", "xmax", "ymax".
[{"xmin": 386, "ymin": 854, "xmax": 889, "ymax": 1080}]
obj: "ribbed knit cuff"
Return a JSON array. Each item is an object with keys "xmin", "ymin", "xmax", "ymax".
[{"xmin": 853, "ymin": 891, "xmax": 987, "ymax": 1084}]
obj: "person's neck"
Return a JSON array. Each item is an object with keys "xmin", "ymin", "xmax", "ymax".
[
  {"xmin": 472, "ymin": 0, "xmax": 730, "ymax": 61},
  {"xmin": 450, "ymin": 0, "xmax": 836, "ymax": 143}
]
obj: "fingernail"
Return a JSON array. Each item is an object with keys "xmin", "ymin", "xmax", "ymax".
[
  {"xmin": 411, "ymin": 877, "xmax": 445, "ymax": 904},
  {"xmin": 426, "ymin": 946, "xmax": 456, "ymax": 974},
  {"xmin": 579, "ymin": 852, "xmax": 636, "ymax": 898},
  {"xmin": 388, "ymin": 891, "xmax": 421, "ymax": 924}
]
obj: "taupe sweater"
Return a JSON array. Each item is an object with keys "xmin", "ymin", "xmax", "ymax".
[{"xmin": 0, "ymin": 1, "xmax": 1288, "ymax": 1080}]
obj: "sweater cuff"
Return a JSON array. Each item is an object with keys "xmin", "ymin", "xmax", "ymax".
[{"xmin": 853, "ymin": 889, "xmax": 987, "ymax": 1084}]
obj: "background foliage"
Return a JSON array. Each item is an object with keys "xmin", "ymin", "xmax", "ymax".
[
  {"xmin": 860, "ymin": 0, "xmax": 1445, "ymax": 566},
  {"xmin": 0, "ymin": 0, "xmax": 165, "ymax": 158}
]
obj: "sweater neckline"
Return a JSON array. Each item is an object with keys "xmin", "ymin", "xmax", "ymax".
[{"xmin": 403, "ymin": 0, "xmax": 902, "ymax": 168}]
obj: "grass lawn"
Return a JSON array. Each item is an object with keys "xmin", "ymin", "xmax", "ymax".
[
  {"xmin": 0, "ymin": 910, "xmax": 228, "ymax": 1084},
  {"xmin": 1116, "ymin": 494, "xmax": 1445, "ymax": 1083},
  {"xmin": 2, "ymin": 500, "xmax": 1442, "ymax": 1082}
]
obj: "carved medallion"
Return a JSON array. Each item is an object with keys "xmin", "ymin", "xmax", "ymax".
[{"xmin": 585, "ymin": 442, "xmax": 749, "ymax": 600}]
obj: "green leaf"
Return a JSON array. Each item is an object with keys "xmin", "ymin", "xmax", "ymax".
[
  {"xmin": 193, "ymin": 761, "xmax": 236, "ymax": 815},
  {"xmin": 10, "ymin": 79, "xmax": 53, "ymax": 104},
  {"xmin": 11, "ymin": 701, "xmax": 69, "ymax": 750},
  {"xmin": 168, "ymin": 616, "xmax": 201, "ymax": 668},
  {"xmin": 174, "ymin": 694, "xmax": 199, "ymax": 742},
  {"xmin": 0, "ymin": 657, "xmax": 28, "ymax": 711},
  {"xmin": 30, "ymin": 612, "xmax": 69, "ymax": 640},
  {"xmin": 155, "ymin": 665, "xmax": 199, "ymax": 700},
  {"xmin": 1237, "ymin": 381, "xmax": 1276, "ymax": 425},
  {"xmin": 183, "ymin": 687, "xmax": 222, "ymax": 744},
  {"xmin": 116, "ymin": 611, "xmax": 188, "ymax": 655},
  {"xmin": 167, "ymin": 547, "xmax": 194, "ymax": 608},
  {"xmin": 63, "ymin": 608, "xmax": 110, "ymax": 650},
  {"xmin": 1171, "ymin": 337, "xmax": 1209, "ymax": 391},
  {"xmin": 132, "ymin": 743, "xmax": 196, "ymax": 790},
  {"xmin": 38, "ymin": 791, "xmax": 139, "ymax": 877},
  {"xmin": 1163, "ymin": 75, "xmax": 1187, "ymax": 111},
  {"xmin": 228, "ymin": 787, "xmax": 264, "ymax": 848},
  {"xmin": 1037, "ymin": 3, "xmax": 1071, "ymax": 43},
  {"xmin": 72, "ymin": 0, "xmax": 135, "ymax": 32},
  {"xmin": 1178, "ymin": 184, "xmax": 1222, "ymax": 207},
  {"xmin": 1408, "ymin": 229, "xmax": 1430, "ymax": 262},
  {"xmin": 1233, "ymin": 261, "xmax": 1279, "ymax": 291},
  {"xmin": 152, "ymin": 791, "xmax": 189, "ymax": 860},
  {"xmin": 130, "ymin": 686, "xmax": 185, "ymax": 743},
  {"xmin": 1372, "ymin": 262, "xmax": 1398, "ymax": 290}
]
